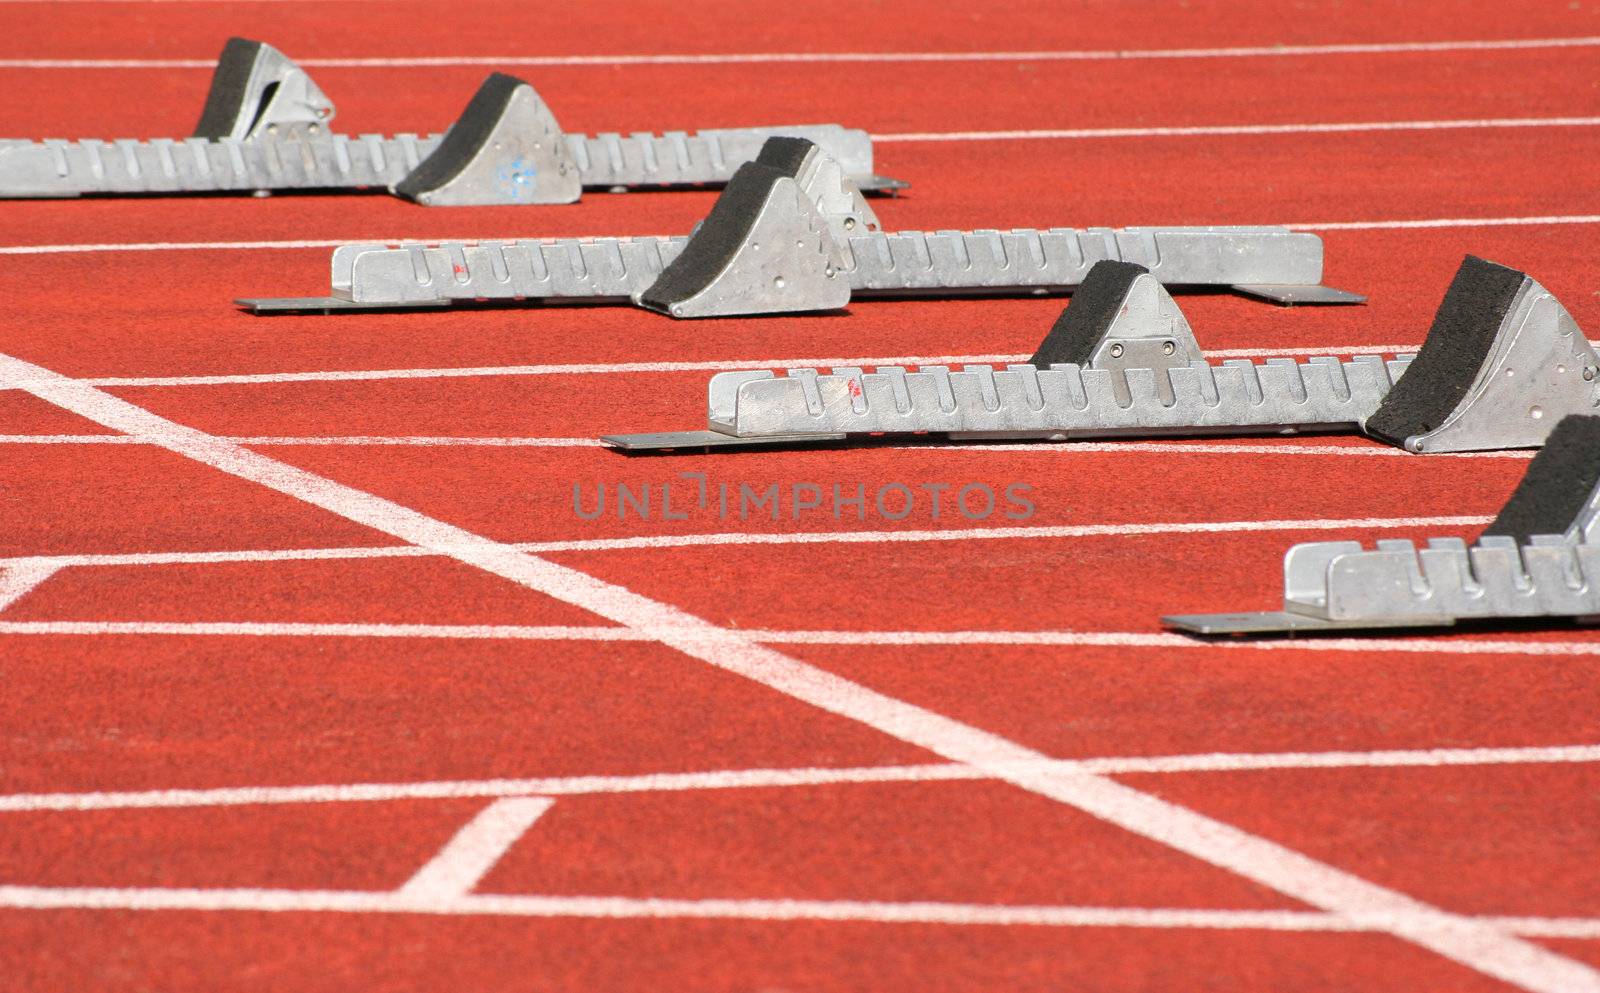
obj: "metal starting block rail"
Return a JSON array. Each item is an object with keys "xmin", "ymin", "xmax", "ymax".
[
  {"xmin": 1165, "ymin": 415, "xmax": 1600, "ymax": 635},
  {"xmin": 0, "ymin": 38, "xmax": 897, "ymax": 205},
  {"xmin": 237, "ymin": 137, "xmax": 1362, "ymax": 315},
  {"xmin": 601, "ymin": 254, "xmax": 1600, "ymax": 452}
]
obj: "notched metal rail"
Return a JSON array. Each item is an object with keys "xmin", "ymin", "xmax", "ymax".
[
  {"xmin": 693, "ymin": 355, "xmax": 1412, "ymax": 440},
  {"xmin": 0, "ymin": 39, "xmax": 895, "ymax": 204},
  {"xmin": 324, "ymin": 236, "xmax": 691, "ymax": 305},
  {"xmin": 239, "ymin": 138, "xmax": 1362, "ymax": 314},
  {"xmin": 0, "ymin": 131, "xmax": 434, "ymax": 197},
  {"xmin": 251, "ymin": 228, "xmax": 1323, "ymax": 310},
  {"xmin": 602, "ymin": 261, "xmax": 1405, "ymax": 449}
]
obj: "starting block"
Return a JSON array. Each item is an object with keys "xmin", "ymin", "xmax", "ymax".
[
  {"xmin": 0, "ymin": 38, "xmax": 897, "ymax": 204},
  {"xmin": 237, "ymin": 136, "xmax": 1361, "ymax": 315},
  {"xmin": 1164, "ymin": 414, "xmax": 1600, "ymax": 635},
  {"xmin": 600, "ymin": 254, "xmax": 1599, "ymax": 451}
]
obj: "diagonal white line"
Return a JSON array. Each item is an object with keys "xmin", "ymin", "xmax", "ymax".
[
  {"xmin": 2, "ymin": 744, "xmax": 1596, "ymax": 813},
  {"xmin": 0, "ymin": 560, "xmax": 60, "ymax": 614},
  {"xmin": 5, "ymin": 35, "xmax": 1599, "ymax": 68},
  {"xmin": 1, "ymin": 350, "xmax": 1591, "ymax": 993},
  {"xmin": 398, "ymin": 797, "xmax": 554, "ymax": 898}
]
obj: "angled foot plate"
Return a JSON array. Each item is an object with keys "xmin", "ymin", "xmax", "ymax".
[{"xmin": 601, "ymin": 430, "xmax": 847, "ymax": 451}]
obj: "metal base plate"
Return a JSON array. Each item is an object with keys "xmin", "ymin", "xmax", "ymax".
[
  {"xmin": 1161, "ymin": 611, "xmax": 1457, "ymax": 635},
  {"xmin": 601, "ymin": 430, "xmax": 847, "ymax": 451},
  {"xmin": 1230, "ymin": 284, "xmax": 1369, "ymax": 305},
  {"xmin": 235, "ymin": 297, "xmax": 451, "ymax": 313},
  {"xmin": 856, "ymin": 174, "xmax": 909, "ymax": 194}
]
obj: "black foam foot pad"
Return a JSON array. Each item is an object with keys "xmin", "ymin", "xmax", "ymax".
[
  {"xmin": 1029, "ymin": 260, "xmax": 1148, "ymax": 366},
  {"xmin": 192, "ymin": 37, "xmax": 265, "ymax": 139},
  {"xmin": 638, "ymin": 162, "xmax": 789, "ymax": 311},
  {"xmin": 1481, "ymin": 415, "xmax": 1600, "ymax": 543},
  {"xmin": 395, "ymin": 73, "xmax": 526, "ymax": 199},
  {"xmin": 755, "ymin": 136, "xmax": 816, "ymax": 178},
  {"xmin": 1363, "ymin": 256, "xmax": 1528, "ymax": 447}
]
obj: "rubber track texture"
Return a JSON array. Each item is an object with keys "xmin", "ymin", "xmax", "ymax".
[{"xmin": 1481, "ymin": 414, "xmax": 1600, "ymax": 543}]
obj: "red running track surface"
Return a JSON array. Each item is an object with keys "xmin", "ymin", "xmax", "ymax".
[{"xmin": 2, "ymin": 2, "xmax": 1600, "ymax": 991}]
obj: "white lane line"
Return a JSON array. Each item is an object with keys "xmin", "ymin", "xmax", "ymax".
[
  {"xmin": 65, "ymin": 346, "xmax": 1421, "ymax": 388},
  {"xmin": 397, "ymin": 797, "xmax": 554, "ymax": 899},
  {"xmin": 1293, "ymin": 214, "xmax": 1600, "ymax": 231},
  {"xmin": 90, "ymin": 355, "xmax": 1039, "ymax": 386},
  {"xmin": 0, "ymin": 515, "xmax": 1499, "ymax": 569},
  {"xmin": 166, "ymin": 515, "xmax": 1505, "ymax": 552},
  {"xmin": 1494, "ymin": 917, "xmax": 1600, "ymax": 940},
  {"xmin": 753, "ymin": 628, "xmax": 1600, "ymax": 655},
  {"xmin": 238, "ymin": 435, "xmax": 600, "ymax": 447},
  {"xmin": 9, "ymin": 621, "xmax": 1600, "ymax": 659},
  {"xmin": 0, "ymin": 434, "xmax": 1538, "ymax": 459},
  {"xmin": 0, "ymin": 543, "xmax": 427, "ymax": 569},
  {"xmin": 2, "ymin": 355, "xmax": 1592, "ymax": 992},
  {"xmin": 1, "ymin": 0, "xmax": 386, "ymax": 5},
  {"xmin": 0, "ymin": 515, "xmax": 1498, "ymax": 572},
  {"xmin": 0, "ymin": 560, "xmax": 59, "ymax": 613},
  {"xmin": 878, "ymin": 116, "xmax": 1600, "ymax": 142},
  {"xmin": 6, "ymin": 35, "xmax": 1599, "ymax": 69},
  {"xmin": 0, "ymin": 435, "xmax": 140, "ymax": 443},
  {"xmin": 5, "ymin": 214, "xmax": 1600, "ymax": 257},
  {"xmin": 0, "ymin": 237, "xmax": 521, "ymax": 256},
  {"xmin": 0, "ymin": 621, "xmax": 639, "ymax": 640},
  {"xmin": 0, "ymin": 886, "xmax": 1393, "ymax": 929},
  {"xmin": 9, "ymin": 619, "xmax": 1600, "ymax": 656},
  {"xmin": 0, "ymin": 884, "xmax": 1593, "ymax": 938},
  {"xmin": 0, "ymin": 435, "xmax": 602, "ymax": 447},
  {"xmin": 3, "ymin": 744, "xmax": 1596, "ymax": 814}
]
